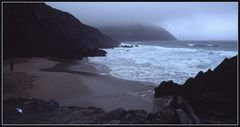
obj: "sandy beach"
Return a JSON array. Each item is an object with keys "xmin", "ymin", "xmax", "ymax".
[{"xmin": 3, "ymin": 57, "xmax": 166, "ymax": 113}]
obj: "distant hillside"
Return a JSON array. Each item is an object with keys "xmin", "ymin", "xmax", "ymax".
[
  {"xmin": 3, "ymin": 3, "xmax": 119, "ymax": 59},
  {"xmin": 97, "ymin": 24, "xmax": 176, "ymax": 42}
]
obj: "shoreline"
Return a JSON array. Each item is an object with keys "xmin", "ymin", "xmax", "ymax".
[
  {"xmin": 41, "ymin": 58, "xmax": 160, "ymax": 113},
  {"xmin": 3, "ymin": 56, "xmax": 237, "ymax": 124},
  {"xmin": 43, "ymin": 57, "xmax": 158, "ymax": 86},
  {"xmin": 3, "ymin": 57, "xmax": 164, "ymax": 113}
]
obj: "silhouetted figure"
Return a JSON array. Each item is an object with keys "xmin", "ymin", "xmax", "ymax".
[{"xmin": 9, "ymin": 61, "xmax": 14, "ymax": 71}]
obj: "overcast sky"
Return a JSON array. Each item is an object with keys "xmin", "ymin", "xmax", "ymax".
[{"xmin": 46, "ymin": 2, "xmax": 238, "ymax": 40}]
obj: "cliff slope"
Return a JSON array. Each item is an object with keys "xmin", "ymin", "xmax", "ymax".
[
  {"xmin": 98, "ymin": 24, "xmax": 176, "ymax": 42},
  {"xmin": 3, "ymin": 3, "xmax": 119, "ymax": 59}
]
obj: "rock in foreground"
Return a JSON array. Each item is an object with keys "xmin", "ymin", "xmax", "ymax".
[
  {"xmin": 154, "ymin": 55, "xmax": 238, "ymax": 123},
  {"xmin": 3, "ymin": 97, "xmax": 178, "ymax": 124}
]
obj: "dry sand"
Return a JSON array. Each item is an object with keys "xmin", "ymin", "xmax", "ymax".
[{"xmin": 3, "ymin": 57, "xmax": 166, "ymax": 113}]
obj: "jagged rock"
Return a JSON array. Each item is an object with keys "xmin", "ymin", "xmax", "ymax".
[
  {"xmin": 15, "ymin": 98, "xmax": 59, "ymax": 112},
  {"xmin": 3, "ymin": 97, "xmax": 180, "ymax": 124},
  {"xmin": 146, "ymin": 109, "xmax": 177, "ymax": 124},
  {"xmin": 116, "ymin": 109, "xmax": 147, "ymax": 124},
  {"xmin": 195, "ymin": 71, "xmax": 204, "ymax": 78},
  {"xmin": 176, "ymin": 109, "xmax": 192, "ymax": 124},
  {"xmin": 155, "ymin": 55, "xmax": 237, "ymax": 98},
  {"xmin": 121, "ymin": 45, "xmax": 133, "ymax": 48},
  {"xmin": 47, "ymin": 100, "xmax": 59, "ymax": 111},
  {"xmin": 169, "ymin": 96, "xmax": 178, "ymax": 108},
  {"xmin": 146, "ymin": 113, "xmax": 162, "ymax": 123},
  {"xmin": 88, "ymin": 107, "xmax": 105, "ymax": 114},
  {"xmin": 154, "ymin": 80, "xmax": 182, "ymax": 97},
  {"xmin": 108, "ymin": 108, "xmax": 126, "ymax": 120},
  {"xmin": 154, "ymin": 55, "xmax": 238, "ymax": 123},
  {"xmin": 125, "ymin": 110, "xmax": 146, "ymax": 119}
]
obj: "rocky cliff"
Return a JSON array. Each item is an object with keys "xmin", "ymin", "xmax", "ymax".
[
  {"xmin": 154, "ymin": 55, "xmax": 238, "ymax": 123},
  {"xmin": 3, "ymin": 3, "xmax": 119, "ymax": 59},
  {"xmin": 98, "ymin": 24, "xmax": 176, "ymax": 42}
]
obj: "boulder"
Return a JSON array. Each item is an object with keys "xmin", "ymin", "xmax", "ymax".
[
  {"xmin": 154, "ymin": 80, "xmax": 182, "ymax": 97},
  {"xmin": 108, "ymin": 108, "xmax": 126, "ymax": 120}
]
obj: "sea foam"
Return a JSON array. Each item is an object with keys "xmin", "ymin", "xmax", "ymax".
[{"xmin": 89, "ymin": 44, "xmax": 237, "ymax": 85}]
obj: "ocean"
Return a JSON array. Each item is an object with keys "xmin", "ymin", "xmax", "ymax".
[{"xmin": 88, "ymin": 40, "xmax": 238, "ymax": 85}]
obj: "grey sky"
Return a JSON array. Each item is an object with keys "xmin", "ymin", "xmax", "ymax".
[{"xmin": 46, "ymin": 2, "xmax": 238, "ymax": 40}]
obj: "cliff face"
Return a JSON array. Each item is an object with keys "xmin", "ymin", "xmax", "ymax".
[
  {"xmin": 3, "ymin": 3, "xmax": 119, "ymax": 59},
  {"xmin": 154, "ymin": 55, "xmax": 238, "ymax": 123},
  {"xmin": 98, "ymin": 24, "xmax": 176, "ymax": 42}
]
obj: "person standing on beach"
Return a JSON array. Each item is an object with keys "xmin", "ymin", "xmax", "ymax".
[{"xmin": 9, "ymin": 61, "xmax": 14, "ymax": 71}]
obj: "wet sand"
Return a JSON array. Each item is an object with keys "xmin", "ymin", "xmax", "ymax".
[{"xmin": 3, "ymin": 57, "xmax": 167, "ymax": 113}]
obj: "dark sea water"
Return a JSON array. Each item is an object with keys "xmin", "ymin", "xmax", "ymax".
[{"xmin": 89, "ymin": 40, "xmax": 238, "ymax": 85}]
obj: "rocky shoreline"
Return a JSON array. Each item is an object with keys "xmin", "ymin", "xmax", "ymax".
[
  {"xmin": 154, "ymin": 55, "xmax": 238, "ymax": 123},
  {"xmin": 3, "ymin": 56, "xmax": 238, "ymax": 124},
  {"xmin": 4, "ymin": 97, "xmax": 178, "ymax": 124}
]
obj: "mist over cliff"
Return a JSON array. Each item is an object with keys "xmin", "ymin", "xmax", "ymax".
[
  {"xmin": 46, "ymin": 2, "xmax": 237, "ymax": 40},
  {"xmin": 97, "ymin": 24, "xmax": 176, "ymax": 42}
]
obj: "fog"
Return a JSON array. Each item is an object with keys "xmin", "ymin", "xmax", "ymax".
[{"xmin": 46, "ymin": 2, "xmax": 238, "ymax": 40}]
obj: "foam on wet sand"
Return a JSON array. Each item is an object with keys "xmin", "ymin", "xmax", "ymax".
[{"xmin": 3, "ymin": 57, "xmax": 163, "ymax": 113}]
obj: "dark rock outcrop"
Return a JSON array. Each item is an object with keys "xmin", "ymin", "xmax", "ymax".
[
  {"xmin": 80, "ymin": 49, "xmax": 107, "ymax": 57},
  {"xmin": 108, "ymin": 108, "xmax": 127, "ymax": 120},
  {"xmin": 154, "ymin": 81, "xmax": 182, "ymax": 98},
  {"xmin": 154, "ymin": 55, "xmax": 238, "ymax": 123},
  {"xmin": 3, "ymin": 3, "xmax": 119, "ymax": 59},
  {"xmin": 121, "ymin": 44, "xmax": 134, "ymax": 48},
  {"xmin": 3, "ymin": 97, "xmax": 178, "ymax": 124},
  {"xmin": 98, "ymin": 24, "xmax": 176, "ymax": 42}
]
